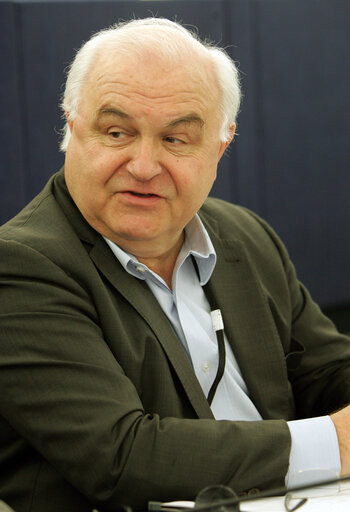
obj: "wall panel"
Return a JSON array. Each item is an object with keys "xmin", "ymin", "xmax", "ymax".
[{"xmin": 1, "ymin": 0, "xmax": 350, "ymax": 309}]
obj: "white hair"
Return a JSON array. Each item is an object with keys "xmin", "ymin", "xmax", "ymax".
[{"xmin": 60, "ymin": 17, "xmax": 241, "ymax": 151}]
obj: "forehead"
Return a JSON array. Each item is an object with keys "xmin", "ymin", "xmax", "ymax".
[{"xmin": 80, "ymin": 49, "xmax": 220, "ymax": 121}]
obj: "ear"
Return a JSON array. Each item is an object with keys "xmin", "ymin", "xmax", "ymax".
[
  {"xmin": 217, "ymin": 123, "xmax": 236, "ymax": 161},
  {"xmin": 66, "ymin": 112, "xmax": 74, "ymax": 133}
]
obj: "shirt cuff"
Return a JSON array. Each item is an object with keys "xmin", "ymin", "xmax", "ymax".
[{"xmin": 286, "ymin": 415, "xmax": 341, "ymax": 488}]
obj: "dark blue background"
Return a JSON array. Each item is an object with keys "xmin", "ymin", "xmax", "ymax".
[{"xmin": 1, "ymin": 0, "xmax": 350, "ymax": 314}]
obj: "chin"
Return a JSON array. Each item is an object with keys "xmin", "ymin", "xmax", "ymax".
[{"xmin": 110, "ymin": 227, "xmax": 160, "ymax": 244}]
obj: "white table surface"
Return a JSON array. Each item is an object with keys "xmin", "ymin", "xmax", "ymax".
[
  {"xmin": 240, "ymin": 481, "xmax": 350, "ymax": 511},
  {"xmin": 163, "ymin": 481, "xmax": 350, "ymax": 512}
]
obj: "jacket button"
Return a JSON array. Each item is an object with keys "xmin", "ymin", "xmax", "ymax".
[{"xmin": 247, "ymin": 488, "xmax": 260, "ymax": 495}]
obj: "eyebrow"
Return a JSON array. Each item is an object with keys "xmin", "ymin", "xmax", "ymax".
[
  {"xmin": 96, "ymin": 107, "xmax": 204, "ymax": 129},
  {"xmin": 96, "ymin": 107, "xmax": 130, "ymax": 120},
  {"xmin": 166, "ymin": 115, "xmax": 205, "ymax": 130}
]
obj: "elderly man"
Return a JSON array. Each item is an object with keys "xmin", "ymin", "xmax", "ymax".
[{"xmin": 0, "ymin": 17, "xmax": 350, "ymax": 512}]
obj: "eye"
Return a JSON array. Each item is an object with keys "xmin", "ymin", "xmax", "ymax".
[
  {"xmin": 164, "ymin": 136, "xmax": 185, "ymax": 145},
  {"xmin": 109, "ymin": 131, "xmax": 127, "ymax": 139}
]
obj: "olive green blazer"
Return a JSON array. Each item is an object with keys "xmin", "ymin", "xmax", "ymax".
[{"xmin": 1, "ymin": 169, "xmax": 350, "ymax": 512}]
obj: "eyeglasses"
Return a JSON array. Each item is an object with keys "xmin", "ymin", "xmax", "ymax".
[
  {"xmin": 195, "ymin": 484, "xmax": 239, "ymax": 512},
  {"xmin": 284, "ymin": 493, "xmax": 307, "ymax": 512},
  {"xmin": 284, "ymin": 469, "xmax": 341, "ymax": 511}
]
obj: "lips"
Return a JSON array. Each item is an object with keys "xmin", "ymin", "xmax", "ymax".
[
  {"xmin": 119, "ymin": 190, "xmax": 163, "ymax": 205},
  {"xmin": 129, "ymin": 191, "xmax": 158, "ymax": 197}
]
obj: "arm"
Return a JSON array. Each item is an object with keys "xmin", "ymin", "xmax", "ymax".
[
  {"xmin": 240, "ymin": 208, "xmax": 350, "ymax": 483},
  {"xmin": 0, "ymin": 239, "xmax": 290, "ymax": 509},
  {"xmin": 288, "ymin": 278, "xmax": 350, "ymax": 418},
  {"xmin": 331, "ymin": 406, "xmax": 350, "ymax": 476},
  {"xmin": 243, "ymin": 207, "xmax": 350, "ymax": 418}
]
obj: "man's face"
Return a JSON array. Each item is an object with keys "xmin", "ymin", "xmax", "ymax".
[{"xmin": 64, "ymin": 49, "xmax": 233, "ymax": 261}]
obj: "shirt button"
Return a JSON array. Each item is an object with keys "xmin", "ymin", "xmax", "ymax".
[
  {"xmin": 136, "ymin": 266, "xmax": 146, "ymax": 273},
  {"xmin": 202, "ymin": 362, "xmax": 210, "ymax": 373}
]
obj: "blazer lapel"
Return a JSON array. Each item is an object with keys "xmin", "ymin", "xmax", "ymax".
[
  {"xmin": 205, "ymin": 227, "xmax": 290, "ymax": 420},
  {"xmin": 90, "ymin": 233, "xmax": 291, "ymax": 421},
  {"xmin": 89, "ymin": 238, "xmax": 214, "ymax": 420},
  {"xmin": 53, "ymin": 169, "xmax": 213, "ymax": 419}
]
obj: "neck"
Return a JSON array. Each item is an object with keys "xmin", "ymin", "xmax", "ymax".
[
  {"xmin": 114, "ymin": 231, "xmax": 185, "ymax": 290},
  {"xmin": 137, "ymin": 236, "xmax": 184, "ymax": 290}
]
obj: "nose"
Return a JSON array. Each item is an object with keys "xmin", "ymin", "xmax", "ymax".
[{"xmin": 126, "ymin": 138, "xmax": 162, "ymax": 182}]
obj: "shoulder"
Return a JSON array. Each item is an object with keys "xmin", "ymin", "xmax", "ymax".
[
  {"xmin": 199, "ymin": 197, "xmax": 286, "ymax": 257},
  {"xmin": 199, "ymin": 197, "xmax": 260, "ymax": 228},
  {"xmin": 0, "ymin": 170, "xmax": 99, "ymax": 281},
  {"xmin": 0, "ymin": 169, "xmax": 97, "ymax": 255},
  {"xmin": 0, "ymin": 171, "xmax": 65, "ymax": 243}
]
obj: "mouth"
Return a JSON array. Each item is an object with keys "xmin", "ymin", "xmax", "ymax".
[
  {"xmin": 119, "ymin": 190, "xmax": 163, "ymax": 205},
  {"xmin": 128, "ymin": 191, "xmax": 158, "ymax": 198}
]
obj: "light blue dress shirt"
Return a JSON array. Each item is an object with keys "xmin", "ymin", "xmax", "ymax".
[{"xmin": 104, "ymin": 214, "xmax": 340, "ymax": 487}]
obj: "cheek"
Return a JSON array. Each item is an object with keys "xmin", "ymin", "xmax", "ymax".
[
  {"xmin": 65, "ymin": 147, "xmax": 107, "ymax": 210},
  {"xmin": 188, "ymin": 160, "xmax": 217, "ymax": 191},
  {"xmin": 175, "ymin": 163, "xmax": 216, "ymax": 210},
  {"xmin": 74, "ymin": 145, "xmax": 123, "ymax": 187},
  {"xmin": 89, "ymin": 152, "xmax": 118, "ymax": 182}
]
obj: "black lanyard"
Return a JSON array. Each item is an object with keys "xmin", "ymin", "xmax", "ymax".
[
  {"xmin": 192, "ymin": 256, "xmax": 226, "ymax": 405},
  {"xmin": 202, "ymin": 282, "xmax": 226, "ymax": 405}
]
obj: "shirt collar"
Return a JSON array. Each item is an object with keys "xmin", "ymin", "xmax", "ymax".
[{"xmin": 103, "ymin": 214, "xmax": 216, "ymax": 286}]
